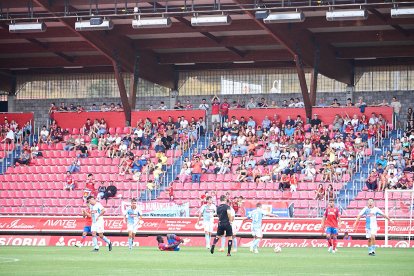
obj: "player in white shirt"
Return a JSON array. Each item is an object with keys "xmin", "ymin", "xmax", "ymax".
[
  {"xmin": 246, "ymin": 203, "xmax": 277, "ymax": 253},
  {"xmin": 197, "ymin": 196, "xmax": 216, "ymax": 249},
  {"xmin": 87, "ymin": 195, "xmax": 112, "ymax": 252},
  {"xmin": 124, "ymin": 198, "xmax": 142, "ymax": 250},
  {"xmin": 353, "ymin": 198, "xmax": 393, "ymax": 256}
]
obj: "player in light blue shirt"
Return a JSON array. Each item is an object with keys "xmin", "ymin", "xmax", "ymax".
[
  {"xmin": 124, "ymin": 198, "xmax": 142, "ymax": 250},
  {"xmin": 353, "ymin": 198, "xmax": 393, "ymax": 256},
  {"xmin": 197, "ymin": 196, "xmax": 216, "ymax": 249},
  {"xmin": 246, "ymin": 203, "xmax": 277, "ymax": 253}
]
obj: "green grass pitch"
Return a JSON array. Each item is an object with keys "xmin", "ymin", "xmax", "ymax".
[{"xmin": 0, "ymin": 246, "xmax": 413, "ymax": 276}]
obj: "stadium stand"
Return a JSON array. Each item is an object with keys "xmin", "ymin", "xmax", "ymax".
[{"xmin": 3, "ymin": 102, "xmax": 411, "ymax": 219}]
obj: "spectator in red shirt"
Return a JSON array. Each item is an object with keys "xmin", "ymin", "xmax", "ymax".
[
  {"xmin": 211, "ymin": 96, "xmax": 221, "ymax": 126},
  {"xmin": 166, "ymin": 184, "xmax": 174, "ymax": 201},
  {"xmin": 64, "ymin": 171, "xmax": 76, "ymax": 191},
  {"xmin": 220, "ymin": 98, "xmax": 230, "ymax": 124}
]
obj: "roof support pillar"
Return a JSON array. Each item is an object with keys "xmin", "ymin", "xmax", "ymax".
[
  {"xmin": 112, "ymin": 51, "xmax": 132, "ymax": 126},
  {"xmin": 294, "ymin": 54, "xmax": 312, "ymax": 120},
  {"xmin": 129, "ymin": 55, "xmax": 140, "ymax": 112}
]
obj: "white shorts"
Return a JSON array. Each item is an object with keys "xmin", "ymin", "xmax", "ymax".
[
  {"xmin": 203, "ymin": 221, "xmax": 214, "ymax": 233},
  {"xmin": 211, "ymin": 114, "xmax": 220, "ymax": 123},
  {"xmin": 232, "ymin": 224, "xmax": 238, "ymax": 236},
  {"xmin": 127, "ymin": 223, "xmax": 139, "ymax": 234},
  {"xmin": 91, "ymin": 221, "xmax": 105, "ymax": 233},
  {"xmin": 252, "ymin": 227, "xmax": 263, "ymax": 238},
  {"xmin": 366, "ymin": 228, "xmax": 377, "ymax": 238}
]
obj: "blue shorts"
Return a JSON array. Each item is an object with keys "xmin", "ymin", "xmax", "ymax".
[
  {"xmin": 83, "ymin": 226, "xmax": 92, "ymax": 233},
  {"xmin": 325, "ymin": 227, "xmax": 338, "ymax": 235}
]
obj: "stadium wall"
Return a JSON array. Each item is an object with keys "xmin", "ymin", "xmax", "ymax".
[{"xmin": 14, "ymin": 90, "xmax": 414, "ymax": 128}]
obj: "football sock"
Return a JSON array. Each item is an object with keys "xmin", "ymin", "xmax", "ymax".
[
  {"xmin": 332, "ymin": 237, "xmax": 337, "ymax": 250},
  {"xmin": 253, "ymin": 239, "xmax": 260, "ymax": 249},
  {"xmin": 212, "ymin": 237, "xmax": 219, "ymax": 245},
  {"xmin": 101, "ymin": 236, "xmax": 110, "ymax": 245},
  {"xmin": 205, "ymin": 234, "xmax": 210, "ymax": 247},
  {"xmin": 327, "ymin": 237, "xmax": 332, "ymax": 247},
  {"xmin": 227, "ymin": 240, "xmax": 233, "ymax": 254},
  {"xmin": 368, "ymin": 246, "xmax": 372, "ymax": 253},
  {"xmin": 233, "ymin": 238, "xmax": 237, "ymax": 250},
  {"xmin": 128, "ymin": 238, "xmax": 133, "ymax": 248},
  {"xmin": 221, "ymin": 237, "xmax": 226, "ymax": 249},
  {"xmin": 92, "ymin": 236, "xmax": 98, "ymax": 248}
]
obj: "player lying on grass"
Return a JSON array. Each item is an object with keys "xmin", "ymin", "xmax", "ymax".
[{"xmin": 156, "ymin": 234, "xmax": 185, "ymax": 251}]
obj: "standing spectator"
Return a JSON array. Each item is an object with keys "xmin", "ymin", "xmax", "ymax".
[
  {"xmin": 166, "ymin": 184, "xmax": 174, "ymax": 202},
  {"xmin": 191, "ymin": 156, "xmax": 203, "ymax": 184},
  {"xmin": 158, "ymin": 101, "xmax": 168, "ymax": 110},
  {"xmin": 211, "ymin": 96, "xmax": 221, "ymax": 126},
  {"xmin": 246, "ymin": 97, "xmax": 256, "ymax": 109},
  {"xmin": 185, "ymin": 100, "xmax": 193, "ymax": 109},
  {"xmin": 390, "ymin": 96, "xmax": 402, "ymax": 128},
  {"xmin": 199, "ymin": 99, "xmax": 209, "ymax": 111},
  {"xmin": 48, "ymin": 102, "xmax": 58, "ymax": 123}
]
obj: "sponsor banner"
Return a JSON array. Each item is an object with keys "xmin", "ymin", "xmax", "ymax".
[
  {"xmin": 243, "ymin": 201, "xmax": 293, "ymax": 218},
  {"xmin": 121, "ymin": 201, "xmax": 190, "ymax": 217},
  {"xmin": 0, "ymin": 235, "xmax": 413, "ymax": 248},
  {"xmin": 0, "ymin": 216, "xmax": 412, "ymax": 236}
]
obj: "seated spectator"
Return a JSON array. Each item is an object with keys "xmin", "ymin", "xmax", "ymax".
[
  {"xmin": 64, "ymin": 135, "xmax": 76, "ymax": 151},
  {"xmin": 178, "ymin": 163, "xmax": 192, "ymax": 184},
  {"xmin": 304, "ymin": 163, "xmax": 316, "ymax": 182},
  {"xmin": 97, "ymin": 118, "xmax": 107, "ymax": 136},
  {"xmin": 64, "ymin": 171, "xmax": 76, "ymax": 191},
  {"xmin": 39, "ymin": 125, "xmax": 49, "ymax": 143},
  {"xmin": 97, "ymin": 182, "xmax": 107, "ymax": 200},
  {"xmin": 67, "ymin": 157, "xmax": 80, "ymax": 173},
  {"xmin": 83, "ymin": 118, "xmax": 93, "ymax": 136},
  {"xmin": 77, "ymin": 141, "xmax": 89, "ymax": 158},
  {"xmin": 278, "ymin": 173, "xmax": 290, "ymax": 191},
  {"xmin": 397, "ymin": 172, "xmax": 412, "ymax": 189},
  {"xmin": 365, "ymin": 169, "xmax": 378, "ymax": 191},
  {"xmin": 315, "ymin": 184, "xmax": 325, "ymax": 200},
  {"xmin": 290, "ymin": 173, "xmax": 298, "ymax": 192},
  {"xmin": 30, "ymin": 141, "xmax": 42, "ymax": 158},
  {"xmin": 387, "ymin": 172, "xmax": 399, "ymax": 189},
  {"xmin": 343, "ymin": 232, "xmax": 352, "ymax": 240},
  {"xmin": 236, "ymin": 165, "xmax": 248, "ymax": 182},
  {"xmin": 50, "ymin": 127, "xmax": 63, "ymax": 144},
  {"xmin": 89, "ymin": 134, "xmax": 99, "ymax": 150},
  {"xmin": 101, "ymin": 182, "xmax": 117, "ymax": 202},
  {"xmin": 14, "ymin": 151, "xmax": 31, "ymax": 166}
]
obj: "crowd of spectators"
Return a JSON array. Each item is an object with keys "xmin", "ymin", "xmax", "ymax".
[{"xmin": 174, "ymin": 104, "xmax": 397, "ymax": 201}]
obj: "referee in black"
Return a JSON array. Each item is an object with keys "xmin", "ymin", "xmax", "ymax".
[{"xmin": 210, "ymin": 195, "xmax": 233, "ymax": 256}]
